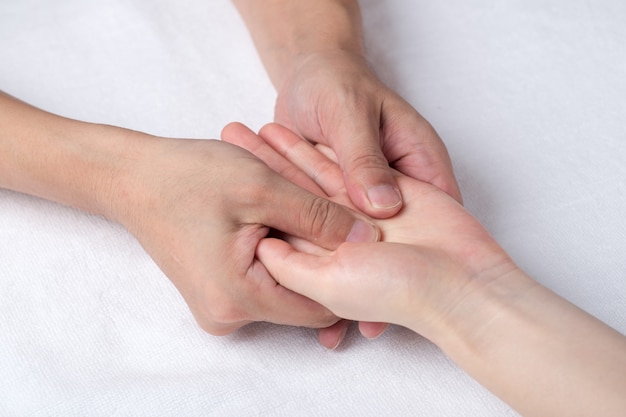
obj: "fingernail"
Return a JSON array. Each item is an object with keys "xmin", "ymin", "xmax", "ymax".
[
  {"xmin": 329, "ymin": 325, "xmax": 350, "ymax": 350},
  {"xmin": 364, "ymin": 326, "xmax": 387, "ymax": 340},
  {"xmin": 367, "ymin": 185, "xmax": 402, "ymax": 209},
  {"xmin": 346, "ymin": 219, "xmax": 379, "ymax": 243}
]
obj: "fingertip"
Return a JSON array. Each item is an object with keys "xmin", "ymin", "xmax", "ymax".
[
  {"xmin": 255, "ymin": 237, "xmax": 289, "ymax": 263},
  {"xmin": 445, "ymin": 181, "xmax": 464, "ymax": 206},
  {"xmin": 359, "ymin": 322, "xmax": 389, "ymax": 339},
  {"xmin": 258, "ymin": 122, "xmax": 306, "ymax": 154},
  {"xmin": 258, "ymin": 122, "xmax": 292, "ymax": 140},
  {"xmin": 346, "ymin": 218, "xmax": 380, "ymax": 243},
  {"xmin": 347, "ymin": 178, "xmax": 403, "ymax": 219},
  {"xmin": 318, "ymin": 320, "xmax": 351, "ymax": 350},
  {"xmin": 451, "ymin": 188, "xmax": 464, "ymax": 206},
  {"xmin": 429, "ymin": 169, "xmax": 464, "ymax": 206},
  {"xmin": 366, "ymin": 184, "xmax": 403, "ymax": 212},
  {"xmin": 220, "ymin": 121, "xmax": 250, "ymax": 142}
]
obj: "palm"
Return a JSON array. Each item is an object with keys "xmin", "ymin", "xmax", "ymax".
[
  {"xmin": 237, "ymin": 123, "xmax": 499, "ymax": 273},
  {"xmin": 222, "ymin": 123, "xmax": 511, "ymax": 335},
  {"xmin": 379, "ymin": 176, "xmax": 501, "ymax": 274}
]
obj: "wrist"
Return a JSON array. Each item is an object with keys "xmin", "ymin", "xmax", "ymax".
[
  {"xmin": 413, "ymin": 262, "xmax": 534, "ymax": 351},
  {"xmin": 281, "ymin": 49, "xmax": 370, "ymax": 86},
  {"xmin": 91, "ymin": 127, "xmax": 162, "ymax": 227},
  {"xmin": 40, "ymin": 122, "xmax": 151, "ymax": 223},
  {"xmin": 419, "ymin": 261, "xmax": 626, "ymax": 416}
]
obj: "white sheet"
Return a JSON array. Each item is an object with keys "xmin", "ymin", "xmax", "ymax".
[{"xmin": 1, "ymin": 1, "xmax": 625, "ymax": 415}]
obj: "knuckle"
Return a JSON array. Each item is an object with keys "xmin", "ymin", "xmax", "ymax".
[
  {"xmin": 300, "ymin": 196, "xmax": 336, "ymax": 239},
  {"xmin": 236, "ymin": 162, "xmax": 275, "ymax": 207},
  {"xmin": 209, "ymin": 300, "xmax": 245, "ymax": 324},
  {"xmin": 195, "ymin": 298, "xmax": 248, "ymax": 336},
  {"xmin": 335, "ymin": 87, "xmax": 367, "ymax": 108},
  {"xmin": 349, "ymin": 152, "xmax": 390, "ymax": 171}
]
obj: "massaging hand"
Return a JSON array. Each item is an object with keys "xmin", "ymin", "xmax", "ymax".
[
  {"xmin": 233, "ymin": 1, "xmax": 461, "ymax": 217},
  {"xmin": 115, "ymin": 137, "xmax": 380, "ymax": 336},
  {"xmin": 0, "ymin": 91, "xmax": 379, "ymax": 338},
  {"xmin": 221, "ymin": 122, "xmax": 512, "ymax": 339},
  {"xmin": 274, "ymin": 51, "xmax": 463, "ymax": 218}
]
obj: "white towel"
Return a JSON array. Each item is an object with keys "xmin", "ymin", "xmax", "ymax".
[{"xmin": 1, "ymin": 0, "xmax": 624, "ymax": 415}]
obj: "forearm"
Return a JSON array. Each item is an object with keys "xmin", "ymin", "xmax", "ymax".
[
  {"xmin": 232, "ymin": 0, "xmax": 365, "ymax": 89},
  {"xmin": 0, "ymin": 91, "xmax": 143, "ymax": 221},
  {"xmin": 432, "ymin": 269, "xmax": 626, "ymax": 417}
]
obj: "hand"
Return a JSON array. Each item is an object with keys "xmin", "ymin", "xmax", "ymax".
[
  {"xmin": 222, "ymin": 122, "xmax": 390, "ymax": 346},
  {"xmin": 223, "ymin": 122, "xmax": 513, "ymax": 340},
  {"xmin": 112, "ymin": 135, "xmax": 379, "ymax": 336},
  {"xmin": 274, "ymin": 51, "xmax": 462, "ymax": 218},
  {"xmin": 253, "ymin": 143, "xmax": 626, "ymax": 417},
  {"xmin": 0, "ymin": 92, "xmax": 380, "ymax": 344}
]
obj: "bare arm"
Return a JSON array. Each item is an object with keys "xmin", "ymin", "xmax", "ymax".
[{"xmin": 0, "ymin": 91, "xmax": 130, "ymax": 217}]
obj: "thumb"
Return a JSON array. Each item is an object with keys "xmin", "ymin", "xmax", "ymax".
[
  {"xmin": 258, "ymin": 239, "xmax": 398, "ymax": 325},
  {"xmin": 256, "ymin": 174, "xmax": 379, "ymax": 249},
  {"xmin": 328, "ymin": 114, "xmax": 402, "ymax": 219}
]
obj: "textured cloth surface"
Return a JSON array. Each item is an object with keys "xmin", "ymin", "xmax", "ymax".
[{"xmin": 1, "ymin": 1, "xmax": 625, "ymax": 416}]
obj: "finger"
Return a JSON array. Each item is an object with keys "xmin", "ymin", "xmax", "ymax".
[
  {"xmin": 255, "ymin": 172, "xmax": 379, "ymax": 248},
  {"xmin": 221, "ymin": 122, "xmax": 325, "ymax": 197},
  {"xmin": 256, "ymin": 238, "xmax": 332, "ymax": 304},
  {"xmin": 223, "ymin": 122, "xmax": 378, "ymax": 246},
  {"xmin": 318, "ymin": 320, "xmax": 351, "ymax": 349},
  {"xmin": 316, "ymin": 144, "xmax": 406, "ymax": 186},
  {"xmin": 258, "ymin": 123, "xmax": 345, "ymax": 197},
  {"xmin": 258, "ymin": 239, "xmax": 393, "ymax": 326},
  {"xmin": 381, "ymin": 107, "xmax": 463, "ymax": 204},
  {"xmin": 284, "ymin": 235, "xmax": 332, "ymax": 256},
  {"xmin": 315, "ymin": 144, "xmax": 339, "ymax": 163},
  {"xmin": 358, "ymin": 321, "xmax": 389, "ymax": 339},
  {"xmin": 326, "ymin": 105, "xmax": 403, "ymax": 219},
  {"xmin": 193, "ymin": 315, "xmax": 253, "ymax": 337},
  {"xmin": 246, "ymin": 258, "xmax": 339, "ymax": 328}
]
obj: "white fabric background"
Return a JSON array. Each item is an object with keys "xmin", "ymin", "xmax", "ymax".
[{"xmin": 1, "ymin": 1, "xmax": 624, "ymax": 415}]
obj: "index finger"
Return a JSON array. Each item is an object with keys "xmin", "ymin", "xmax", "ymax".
[{"xmin": 221, "ymin": 122, "xmax": 326, "ymax": 197}]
